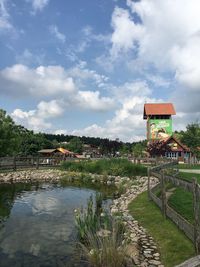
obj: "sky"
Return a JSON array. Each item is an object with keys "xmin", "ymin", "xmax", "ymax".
[{"xmin": 0, "ymin": 0, "xmax": 200, "ymax": 142}]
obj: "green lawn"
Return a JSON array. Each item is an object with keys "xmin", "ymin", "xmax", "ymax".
[
  {"xmin": 168, "ymin": 187, "xmax": 194, "ymax": 224},
  {"xmin": 178, "ymin": 164, "xmax": 200, "ymax": 170},
  {"xmin": 178, "ymin": 172, "xmax": 200, "ymax": 183},
  {"xmin": 128, "ymin": 192, "xmax": 195, "ymax": 267}
]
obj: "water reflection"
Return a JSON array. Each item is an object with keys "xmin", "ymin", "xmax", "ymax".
[{"xmin": 0, "ymin": 181, "xmax": 113, "ymax": 267}]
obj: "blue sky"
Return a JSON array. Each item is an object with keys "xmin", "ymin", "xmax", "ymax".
[{"xmin": 0, "ymin": 0, "xmax": 200, "ymax": 141}]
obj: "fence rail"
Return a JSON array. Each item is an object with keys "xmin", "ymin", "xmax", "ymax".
[
  {"xmin": 0, "ymin": 156, "xmax": 71, "ymax": 171},
  {"xmin": 148, "ymin": 162, "xmax": 200, "ymax": 254}
]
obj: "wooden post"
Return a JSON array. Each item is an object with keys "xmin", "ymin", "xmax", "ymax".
[
  {"xmin": 192, "ymin": 178, "xmax": 200, "ymax": 254},
  {"xmin": 13, "ymin": 156, "xmax": 16, "ymax": 171},
  {"xmin": 161, "ymin": 170, "xmax": 167, "ymax": 219},
  {"xmin": 148, "ymin": 167, "xmax": 151, "ymax": 200},
  {"xmin": 36, "ymin": 157, "xmax": 39, "ymax": 170}
]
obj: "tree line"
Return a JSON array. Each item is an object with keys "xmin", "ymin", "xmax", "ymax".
[{"xmin": 0, "ymin": 108, "xmax": 199, "ymax": 157}]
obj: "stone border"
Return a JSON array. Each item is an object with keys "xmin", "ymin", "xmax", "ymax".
[{"xmin": 111, "ymin": 176, "xmax": 164, "ymax": 267}]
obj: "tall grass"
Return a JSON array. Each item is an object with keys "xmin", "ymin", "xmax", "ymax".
[
  {"xmin": 75, "ymin": 194, "xmax": 128, "ymax": 267},
  {"xmin": 61, "ymin": 158, "xmax": 146, "ymax": 177},
  {"xmin": 80, "ymin": 221, "xmax": 127, "ymax": 267}
]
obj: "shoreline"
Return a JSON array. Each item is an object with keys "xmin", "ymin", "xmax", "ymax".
[{"xmin": 0, "ymin": 169, "xmax": 162, "ymax": 266}]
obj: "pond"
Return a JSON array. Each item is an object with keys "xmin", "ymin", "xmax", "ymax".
[{"xmin": 0, "ymin": 181, "xmax": 115, "ymax": 267}]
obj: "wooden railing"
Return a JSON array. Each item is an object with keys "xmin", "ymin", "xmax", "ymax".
[
  {"xmin": 0, "ymin": 156, "xmax": 75, "ymax": 171},
  {"xmin": 148, "ymin": 161, "xmax": 200, "ymax": 254}
]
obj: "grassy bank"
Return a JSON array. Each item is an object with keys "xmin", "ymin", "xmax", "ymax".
[
  {"xmin": 178, "ymin": 172, "xmax": 200, "ymax": 183},
  {"xmin": 61, "ymin": 158, "xmax": 147, "ymax": 178},
  {"xmin": 128, "ymin": 191, "xmax": 195, "ymax": 267},
  {"xmin": 166, "ymin": 172, "xmax": 200, "ymax": 224}
]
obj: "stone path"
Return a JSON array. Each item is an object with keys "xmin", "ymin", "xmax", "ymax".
[{"xmin": 110, "ymin": 176, "xmax": 164, "ymax": 267}]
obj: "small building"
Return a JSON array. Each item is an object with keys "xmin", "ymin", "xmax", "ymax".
[
  {"xmin": 82, "ymin": 144, "xmax": 101, "ymax": 158},
  {"xmin": 154, "ymin": 135, "xmax": 191, "ymax": 162},
  {"xmin": 38, "ymin": 148, "xmax": 75, "ymax": 158}
]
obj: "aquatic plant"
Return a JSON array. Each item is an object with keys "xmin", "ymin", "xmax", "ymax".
[
  {"xmin": 61, "ymin": 158, "xmax": 147, "ymax": 178},
  {"xmin": 80, "ymin": 219, "xmax": 127, "ymax": 267},
  {"xmin": 75, "ymin": 193, "xmax": 129, "ymax": 267}
]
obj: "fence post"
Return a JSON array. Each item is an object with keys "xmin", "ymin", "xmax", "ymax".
[
  {"xmin": 36, "ymin": 157, "xmax": 39, "ymax": 170},
  {"xmin": 192, "ymin": 178, "xmax": 200, "ymax": 254},
  {"xmin": 13, "ymin": 156, "xmax": 16, "ymax": 171},
  {"xmin": 161, "ymin": 169, "xmax": 167, "ymax": 219},
  {"xmin": 148, "ymin": 167, "xmax": 151, "ymax": 200}
]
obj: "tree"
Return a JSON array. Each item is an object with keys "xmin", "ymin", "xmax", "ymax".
[
  {"xmin": 18, "ymin": 131, "xmax": 52, "ymax": 156},
  {"xmin": 0, "ymin": 109, "xmax": 21, "ymax": 156},
  {"xmin": 68, "ymin": 137, "xmax": 83, "ymax": 153},
  {"xmin": 132, "ymin": 143, "xmax": 144, "ymax": 158},
  {"xmin": 181, "ymin": 122, "xmax": 200, "ymax": 157}
]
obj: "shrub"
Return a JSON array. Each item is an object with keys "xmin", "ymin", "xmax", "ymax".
[
  {"xmin": 75, "ymin": 193, "xmax": 128, "ymax": 267},
  {"xmin": 61, "ymin": 158, "xmax": 147, "ymax": 178}
]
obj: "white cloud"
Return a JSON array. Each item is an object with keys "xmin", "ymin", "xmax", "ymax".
[
  {"xmin": 110, "ymin": 6, "xmax": 144, "ymax": 59},
  {"xmin": 11, "ymin": 100, "xmax": 64, "ymax": 131},
  {"xmin": 0, "ymin": 0, "xmax": 13, "ymax": 31},
  {"xmin": 0, "ymin": 64, "xmax": 76, "ymax": 96},
  {"xmin": 75, "ymin": 91, "xmax": 115, "ymax": 111},
  {"xmin": 16, "ymin": 49, "xmax": 45, "ymax": 65},
  {"xmin": 0, "ymin": 63, "xmax": 114, "ymax": 112},
  {"xmin": 72, "ymin": 82, "xmax": 162, "ymax": 141},
  {"xmin": 110, "ymin": 0, "xmax": 200, "ymax": 92},
  {"xmin": 67, "ymin": 61, "xmax": 109, "ymax": 88},
  {"xmin": 49, "ymin": 25, "xmax": 66, "ymax": 43},
  {"xmin": 29, "ymin": 0, "xmax": 49, "ymax": 12}
]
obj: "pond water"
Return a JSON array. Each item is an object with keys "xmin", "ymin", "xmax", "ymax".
[{"xmin": 0, "ymin": 181, "xmax": 115, "ymax": 267}]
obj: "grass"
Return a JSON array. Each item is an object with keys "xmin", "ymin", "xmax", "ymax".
[
  {"xmin": 75, "ymin": 194, "xmax": 128, "ymax": 267},
  {"xmin": 168, "ymin": 188, "xmax": 194, "ymax": 224},
  {"xmin": 166, "ymin": 172, "xmax": 200, "ymax": 225},
  {"xmin": 178, "ymin": 164, "xmax": 200, "ymax": 170},
  {"xmin": 61, "ymin": 158, "xmax": 147, "ymax": 178},
  {"xmin": 178, "ymin": 172, "xmax": 200, "ymax": 184},
  {"xmin": 128, "ymin": 191, "xmax": 195, "ymax": 267}
]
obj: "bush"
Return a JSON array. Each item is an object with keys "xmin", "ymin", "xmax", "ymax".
[
  {"xmin": 75, "ymin": 193, "xmax": 128, "ymax": 267},
  {"xmin": 61, "ymin": 158, "xmax": 147, "ymax": 178}
]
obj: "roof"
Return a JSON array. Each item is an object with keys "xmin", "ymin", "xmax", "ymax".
[
  {"xmin": 143, "ymin": 103, "xmax": 176, "ymax": 119},
  {"xmin": 161, "ymin": 135, "xmax": 190, "ymax": 152},
  {"xmin": 38, "ymin": 149, "xmax": 57, "ymax": 153},
  {"xmin": 38, "ymin": 148, "xmax": 74, "ymax": 154},
  {"xmin": 57, "ymin": 147, "xmax": 74, "ymax": 154}
]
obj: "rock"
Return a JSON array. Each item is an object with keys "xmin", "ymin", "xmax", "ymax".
[{"xmin": 148, "ymin": 260, "xmax": 162, "ymax": 265}]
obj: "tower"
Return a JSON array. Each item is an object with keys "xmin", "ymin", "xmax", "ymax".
[{"xmin": 143, "ymin": 103, "xmax": 176, "ymax": 142}]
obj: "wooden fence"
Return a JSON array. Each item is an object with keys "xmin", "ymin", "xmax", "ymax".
[
  {"xmin": 175, "ymin": 255, "xmax": 200, "ymax": 267},
  {"xmin": 0, "ymin": 156, "xmax": 71, "ymax": 171},
  {"xmin": 148, "ymin": 161, "xmax": 200, "ymax": 254}
]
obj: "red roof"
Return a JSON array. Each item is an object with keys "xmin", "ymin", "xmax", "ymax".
[
  {"xmin": 161, "ymin": 135, "xmax": 190, "ymax": 152},
  {"xmin": 143, "ymin": 103, "xmax": 176, "ymax": 119}
]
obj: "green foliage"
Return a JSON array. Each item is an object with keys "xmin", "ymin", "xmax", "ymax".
[
  {"xmin": 18, "ymin": 131, "xmax": 52, "ymax": 156},
  {"xmin": 179, "ymin": 122, "xmax": 200, "ymax": 158},
  {"xmin": 61, "ymin": 158, "xmax": 147, "ymax": 177},
  {"xmin": 132, "ymin": 140, "xmax": 147, "ymax": 157},
  {"xmin": 128, "ymin": 191, "xmax": 195, "ymax": 267},
  {"xmin": 0, "ymin": 109, "xmax": 21, "ymax": 156},
  {"xmin": 75, "ymin": 194, "xmax": 127, "ymax": 267},
  {"xmin": 168, "ymin": 188, "xmax": 194, "ymax": 224},
  {"xmin": 67, "ymin": 137, "xmax": 83, "ymax": 153}
]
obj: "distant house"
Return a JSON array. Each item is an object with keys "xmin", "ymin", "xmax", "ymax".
[
  {"xmin": 38, "ymin": 148, "xmax": 75, "ymax": 158},
  {"xmin": 148, "ymin": 135, "xmax": 191, "ymax": 162},
  {"xmin": 82, "ymin": 144, "xmax": 101, "ymax": 158}
]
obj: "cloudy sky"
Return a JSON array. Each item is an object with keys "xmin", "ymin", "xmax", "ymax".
[{"xmin": 0, "ymin": 0, "xmax": 199, "ymax": 142}]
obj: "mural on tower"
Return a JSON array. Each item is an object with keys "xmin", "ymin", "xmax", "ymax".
[{"xmin": 148, "ymin": 119, "xmax": 172, "ymax": 140}]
